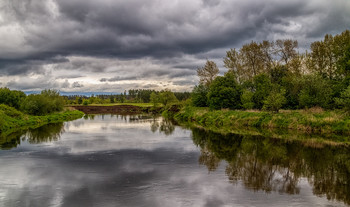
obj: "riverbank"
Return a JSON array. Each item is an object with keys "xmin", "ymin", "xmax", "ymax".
[
  {"xmin": 0, "ymin": 104, "xmax": 84, "ymax": 137},
  {"xmin": 165, "ymin": 105, "xmax": 350, "ymax": 145}
]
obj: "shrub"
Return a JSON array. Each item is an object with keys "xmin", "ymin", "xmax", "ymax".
[
  {"xmin": 208, "ymin": 72, "xmax": 241, "ymax": 110},
  {"xmin": 263, "ymin": 87, "xmax": 287, "ymax": 113},
  {"xmin": 192, "ymin": 84, "xmax": 209, "ymax": 107},
  {"xmin": 298, "ymin": 75, "xmax": 332, "ymax": 108},
  {"xmin": 335, "ymin": 85, "xmax": 350, "ymax": 111},
  {"xmin": 0, "ymin": 87, "xmax": 26, "ymax": 109},
  {"xmin": 252, "ymin": 74, "xmax": 273, "ymax": 109},
  {"xmin": 21, "ymin": 89, "xmax": 64, "ymax": 115},
  {"xmin": 159, "ymin": 90, "xmax": 178, "ymax": 106},
  {"xmin": 241, "ymin": 89, "xmax": 254, "ymax": 110}
]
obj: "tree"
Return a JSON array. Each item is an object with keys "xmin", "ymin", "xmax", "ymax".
[
  {"xmin": 109, "ymin": 95, "xmax": 115, "ymax": 103},
  {"xmin": 224, "ymin": 41, "xmax": 274, "ymax": 82},
  {"xmin": 298, "ymin": 75, "xmax": 332, "ymax": 109},
  {"xmin": 150, "ymin": 92, "xmax": 159, "ymax": 108},
  {"xmin": 158, "ymin": 90, "xmax": 178, "ymax": 106},
  {"xmin": 224, "ymin": 48, "xmax": 245, "ymax": 82},
  {"xmin": 334, "ymin": 85, "xmax": 350, "ymax": 111},
  {"xmin": 0, "ymin": 88, "xmax": 26, "ymax": 109},
  {"xmin": 252, "ymin": 74, "xmax": 273, "ymax": 109},
  {"xmin": 263, "ymin": 87, "xmax": 287, "ymax": 113},
  {"xmin": 275, "ymin": 39, "xmax": 298, "ymax": 65},
  {"xmin": 207, "ymin": 72, "xmax": 241, "ymax": 110},
  {"xmin": 21, "ymin": 89, "xmax": 64, "ymax": 115},
  {"xmin": 197, "ymin": 60, "xmax": 220, "ymax": 86},
  {"xmin": 192, "ymin": 84, "xmax": 209, "ymax": 107},
  {"xmin": 241, "ymin": 89, "xmax": 254, "ymax": 110}
]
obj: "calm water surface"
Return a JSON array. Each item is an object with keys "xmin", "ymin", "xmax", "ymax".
[{"xmin": 0, "ymin": 114, "xmax": 349, "ymax": 207}]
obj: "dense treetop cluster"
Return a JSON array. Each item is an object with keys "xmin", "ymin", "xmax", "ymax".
[{"xmin": 193, "ymin": 30, "xmax": 350, "ymax": 112}]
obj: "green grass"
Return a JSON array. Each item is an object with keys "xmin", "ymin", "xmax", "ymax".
[
  {"xmin": 0, "ymin": 104, "xmax": 84, "ymax": 137},
  {"xmin": 170, "ymin": 106, "xmax": 350, "ymax": 144}
]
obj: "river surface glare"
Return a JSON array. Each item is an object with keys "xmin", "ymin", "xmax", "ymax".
[{"xmin": 0, "ymin": 114, "xmax": 349, "ymax": 207}]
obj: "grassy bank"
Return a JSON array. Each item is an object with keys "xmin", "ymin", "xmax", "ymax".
[
  {"xmin": 168, "ymin": 105, "xmax": 350, "ymax": 144},
  {"xmin": 0, "ymin": 104, "xmax": 84, "ymax": 136}
]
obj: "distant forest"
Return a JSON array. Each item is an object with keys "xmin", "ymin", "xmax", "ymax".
[{"xmin": 64, "ymin": 89, "xmax": 191, "ymax": 105}]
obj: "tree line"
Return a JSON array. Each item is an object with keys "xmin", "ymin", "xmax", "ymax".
[
  {"xmin": 192, "ymin": 30, "xmax": 350, "ymax": 112},
  {"xmin": 64, "ymin": 89, "xmax": 190, "ymax": 105}
]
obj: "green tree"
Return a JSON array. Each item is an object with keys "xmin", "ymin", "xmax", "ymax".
[
  {"xmin": 0, "ymin": 88, "xmax": 26, "ymax": 109},
  {"xmin": 197, "ymin": 60, "xmax": 220, "ymax": 87},
  {"xmin": 207, "ymin": 72, "xmax": 241, "ymax": 110},
  {"xmin": 241, "ymin": 89, "xmax": 254, "ymax": 110},
  {"xmin": 150, "ymin": 92, "xmax": 159, "ymax": 108},
  {"xmin": 252, "ymin": 74, "xmax": 273, "ymax": 109},
  {"xmin": 192, "ymin": 84, "xmax": 209, "ymax": 107},
  {"xmin": 298, "ymin": 75, "xmax": 332, "ymax": 108},
  {"xmin": 159, "ymin": 90, "xmax": 178, "ymax": 106},
  {"xmin": 263, "ymin": 87, "xmax": 287, "ymax": 113},
  {"xmin": 334, "ymin": 85, "xmax": 350, "ymax": 111},
  {"xmin": 21, "ymin": 89, "xmax": 64, "ymax": 115}
]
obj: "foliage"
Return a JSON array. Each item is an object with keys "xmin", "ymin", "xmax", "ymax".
[
  {"xmin": 159, "ymin": 90, "xmax": 178, "ymax": 106},
  {"xmin": 174, "ymin": 105, "xmax": 350, "ymax": 136},
  {"xmin": 150, "ymin": 92, "xmax": 159, "ymax": 108},
  {"xmin": 252, "ymin": 74, "xmax": 273, "ymax": 109},
  {"xmin": 192, "ymin": 84, "xmax": 209, "ymax": 107},
  {"xmin": 0, "ymin": 104, "xmax": 84, "ymax": 136},
  {"xmin": 207, "ymin": 72, "xmax": 241, "ymax": 110},
  {"xmin": 262, "ymin": 87, "xmax": 287, "ymax": 113},
  {"xmin": 298, "ymin": 75, "xmax": 332, "ymax": 109},
  {"xmin": 21, "ymin": 89, "xmax": 65, "ymax": 115},
  {"xmin": 241, "ymin": 89, "xmax": 254, "ymax": 110},
  {"xmin": 0, "ymin": 87, "xmax": 26, "ymax": 109},
  {"xmin": 197, "ymin": 60, "xmax": 220, "ymax": 86},
  {"xmin": 335, "ymin": 85, "xmax": 350, "ymax": 111}
]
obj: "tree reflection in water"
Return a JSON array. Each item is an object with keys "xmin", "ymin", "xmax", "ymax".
[
  {"xmin": 150, "ymin": 118, "xmax": 175, "ymax": 136},
  {"xmin": 0, "ymin": 123, "xmax": 65, "ymax": 149},
  {"xmin": 191, "ymin": 127, "xmax": 350, "ymax": 205},
  {"xmin": 26, "ymin": 123, "xmax": 65, "ymax": 144}
]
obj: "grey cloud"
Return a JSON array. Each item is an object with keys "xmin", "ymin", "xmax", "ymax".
[
  {"xmin": 100, "ymin": 76, "xmax": 138, "ymax": 82},
  {"xmin": 72, "ymin": 82, "xmax": 84, "ymax": 88},
  {"xmin": 0, "ymin": 0, "xmax": 349, "ymax": 91},
  {"xmin": 61, "ymin": 80, "xmax": 70, "ymax": 88}
]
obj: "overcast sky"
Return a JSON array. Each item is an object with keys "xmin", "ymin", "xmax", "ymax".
[{"xmin": 0, "ymin": 0, "xmax": 349, "ymax": 93}]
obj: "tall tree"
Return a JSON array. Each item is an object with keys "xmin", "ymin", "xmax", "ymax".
[
  {"xmin": 275, "ymin": 39, "xmax": 298, "ymax": 65},
  {"xmin": 197, "ymin": 60, "xmax": 220, "ymax": 87}
]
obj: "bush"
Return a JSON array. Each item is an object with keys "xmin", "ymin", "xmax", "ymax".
[
  {"xmin": 192, "ymin": 84, "xmax": 209, "ymax": 107},
  {"xmin": 335, "ymin": 85, "xmax": 350, "ymax": 111},
  {"xmin": 21, "ymin": 89, "xmax": 65, "ymax": 115},
  {"xmin": 263, "ymin": 87, "xmax": 287, "ymax": 113},
  {"xmin": 298, "ymin": 75, "xmax": 332, "ymax": 108},
  {"xmin": 241, "ymin": 89, "xmax": 254, "ymax": 109},
  {"xmin": 0, "ymin": 88, "xmax": 26, "ymax": 109},
  {"xmin": 252, "ymin": 74, "xmax": 273, "ymax": 109},
  {"xmin": 208, "ymin": 72, "xmax": 241, "ymax": 110},
  {"xmin": 159, "ymin": 90, "xmax": 178, "ymax": 106}
]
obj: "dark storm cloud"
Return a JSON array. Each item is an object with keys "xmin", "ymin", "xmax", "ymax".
[{"xmin": 0, "ymin": 0, "xmax": 349, "ymax": 90}]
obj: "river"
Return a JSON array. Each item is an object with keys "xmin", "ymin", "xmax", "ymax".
[{"xmin": 0, "ymin": 114, "xmax": 349, "ymax": 206}]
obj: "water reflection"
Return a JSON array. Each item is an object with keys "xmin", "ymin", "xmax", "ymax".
[
  {"xmin": 0, "ymin": 123, "xmax": 65, "ymax": 149},
  {"xmin": 191, "ymin": 127, "xmax": 350, "ymax": 205},
  {"xmin": 26, "ymin": 123, "xmax": 65, "ymax": 144},
  {"xmin": 0, "ymin": 114, "xmax": 349, "ymax": 206}
]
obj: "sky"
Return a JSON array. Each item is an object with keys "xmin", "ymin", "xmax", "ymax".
[{"xmin": 0, "ymin": 0, "xmax": 349, "ymax": 93}]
